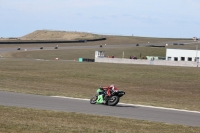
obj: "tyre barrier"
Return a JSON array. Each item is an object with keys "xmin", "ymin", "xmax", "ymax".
[
  {"xmin": 0, "ymin": 38, "xmax": 106, "ymax": 44},
  {"xmin": 79, "ymin": 58, "xmax": 95, "ymax": 62}
]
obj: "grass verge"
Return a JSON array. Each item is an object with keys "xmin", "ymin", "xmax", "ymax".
[{"xmin": 1, "ymin": 105, "xmax": 200, "ymax": 133}]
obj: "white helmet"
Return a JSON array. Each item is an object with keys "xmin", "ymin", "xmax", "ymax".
[{"xmin": 110, "ymin": 84, "xmax": 115, "ymax": 90}]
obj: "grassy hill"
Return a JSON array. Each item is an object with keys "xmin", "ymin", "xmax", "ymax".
[
  {"xmin": 20, "ymin": 30, "xmax": 104, "ymax": 40},
  {"xmin": 0, "ymin": 30, "xmax": 194, "ymax": 47}
]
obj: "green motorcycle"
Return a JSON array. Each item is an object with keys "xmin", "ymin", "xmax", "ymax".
[{"xmin": 90, "ymin": 88, "xmax": 125, "ymax": 106}]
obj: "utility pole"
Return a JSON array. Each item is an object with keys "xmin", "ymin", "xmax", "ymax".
[{"xmin": 196, "ymin": 44, "xmax": 199, "ymax": 67}]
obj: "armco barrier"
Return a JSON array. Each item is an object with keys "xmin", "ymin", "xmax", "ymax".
[
  {"xmin": 0, "ymin": 40, "xmax": 85, "ymax": 44},
  {"xmin": 0, "ymin": 38, "xmax": 106, "ymax": 44},
  {"xmin": 86, "ymin": 38, "xmax": 106, "ymax": 42}
]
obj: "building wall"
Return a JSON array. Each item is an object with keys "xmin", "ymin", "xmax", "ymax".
[
  {"xmin": 166, "ymin": 49, "xmax": 200, "ymax": 62},
  {"xmin": 95, "ymin": 51, "xmax": 105, "ymax": 58},
  {"xmin": 95, "ymin": 58, "xmax": 199, "ymax": 67},
  {"xmin": 94, "ymin": 49, "xmax": 200, "ymax": 68}
]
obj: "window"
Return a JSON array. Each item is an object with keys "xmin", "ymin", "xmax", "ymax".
[
  {"xmin": 167, "ymin": 57, "xmax": 171, "ymax": 60},
  {"xmin": 188, "ymin": 57, "xmax": 192, "ymax": 61},
  {"xmin": 181, "ymin": 57, "xmax": 185, "ymax": 61},
  {"xmin": 174, "ymin": 57, "xmax": 178, "ymax": 61}
]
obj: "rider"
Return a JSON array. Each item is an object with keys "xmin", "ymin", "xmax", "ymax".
[
  {"xmin": 96, "ymin": 86, "xmax": 105, "ymax": 96},
  {"xmin": 96, "ymin": 84, "xmax": 118, "ymax": 103},
  {"xmin": 102, "ymin": 84, "xmax": 118, "ymax": 97},
  {"xmin": 96, "ymin": 86, "xmax": 105, "ymax": 104}
]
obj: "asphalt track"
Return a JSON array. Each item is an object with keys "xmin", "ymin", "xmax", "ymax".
[
  {"xmin": 0, "ymin": 91, "xmax": 200, "ymax": 127},
  {"xmin": 0, "ymin": 44, "xmax": 141, "ymax": 54}
]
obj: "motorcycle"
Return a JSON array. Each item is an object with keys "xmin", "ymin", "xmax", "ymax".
[{"xmin": 90, "ymin": 89, "xmax": 125, "ymax": 106}]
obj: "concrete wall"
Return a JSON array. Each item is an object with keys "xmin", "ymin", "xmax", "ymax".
[{"xmin": 95, "ymin": 57, "xmax": 199, "ymax": 67}]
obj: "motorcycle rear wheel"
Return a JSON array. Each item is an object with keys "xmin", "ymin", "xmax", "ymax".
[{"xmin": 107, "ymin": 96, "xmax": 119, "ymax": 106}]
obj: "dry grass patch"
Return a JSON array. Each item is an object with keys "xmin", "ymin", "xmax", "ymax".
[
  {"xmin": 1, "ymin": 106, "xmax": 200, "ymax": 133},
  {"xmin": 20, "ymin": 30, "xmax": 104, "ymax": 40}
]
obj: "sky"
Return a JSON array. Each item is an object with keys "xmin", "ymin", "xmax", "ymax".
[{"xmin": 0, "ymin": 0, "xmax": 200, "ymax": 38}]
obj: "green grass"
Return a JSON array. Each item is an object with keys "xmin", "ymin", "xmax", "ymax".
[{"xmin": 1, "ymin": 105, "xmax": 200, "ymax": 133}]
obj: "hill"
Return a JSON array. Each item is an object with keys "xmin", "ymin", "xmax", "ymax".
[
  {"xmin": 0, "ymin": 30, "xmax": 194, "ymax": 46},
  {"xmin": 19, "ymin": 30, "xmax": 192, "ymax": 44},
  {"xmin": 20, "ymin": 30, "xmax": 104, "ymax": 40}
]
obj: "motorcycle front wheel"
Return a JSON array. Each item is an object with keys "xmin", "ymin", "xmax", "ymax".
[
  {"xmin": 90, "ymin": 95, "xmax": 97, "ymax": 104},
  {"xmin": 107, "ymin": 96, "xmax": 119, "ymax": 106}
]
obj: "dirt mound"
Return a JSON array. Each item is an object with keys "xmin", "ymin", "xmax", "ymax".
[{"xmin": 20, "ymin": 30, "xmax": 103, "ymax": 40}]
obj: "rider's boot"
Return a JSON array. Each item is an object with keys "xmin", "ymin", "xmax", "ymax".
[
  {"xmin": 97, "ymin": 95, "xmax": 104, "ymax": 104},
  {"xmin": 104, "ymin": 95, "xmax": 108, "ymax": 100},
  {"xmin": 103, "ymin": 94, "xmax": 108, "ymax": 104}
]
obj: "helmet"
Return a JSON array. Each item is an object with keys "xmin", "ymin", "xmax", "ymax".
[
  {"xmin": 110, "ymin": 84, "xmax": 115, "ymax": 90},
  {"xmin": 99, "ymin": 86, "xmax": 103, "ymax": 90}
]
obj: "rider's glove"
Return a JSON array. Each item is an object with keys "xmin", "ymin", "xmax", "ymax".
[{"xmin": 111, "ymin": 90, "xmax": 115, "ymax": 95}]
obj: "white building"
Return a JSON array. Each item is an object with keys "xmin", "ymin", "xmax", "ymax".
[
  {"xmin": 95, "ymin": 51, "xmax": 105, "ymax": 58},
  {"xmin": 166, "ymin": 49, "xmax": 200, "ymax": 62}
]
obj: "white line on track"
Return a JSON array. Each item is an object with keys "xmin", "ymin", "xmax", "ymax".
[
  {"xmin": 51, "ymin": 96, "xmax": 200, "ymax": 114},
  {"xmin": 51, "ymin": 96, "xmax": 90, "ymax": 101}
]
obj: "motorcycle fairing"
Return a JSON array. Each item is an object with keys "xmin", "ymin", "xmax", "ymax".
[{"xmin": 96, "ymin": 95, "xmax": 104, "ymax": 104}]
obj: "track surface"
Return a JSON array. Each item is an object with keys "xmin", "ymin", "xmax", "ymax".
[
  {"xmin": 0, "ymin": 91, "xmax": 200, "ymax": 127},
  {"xmin": 0, "ymin": 44, "xmax": 142, "ymax": 54}
]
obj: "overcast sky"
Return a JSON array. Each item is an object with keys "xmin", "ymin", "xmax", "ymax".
[{"xmin": 0, "ymin": 0, "xmax": 200, "ymax": 38}]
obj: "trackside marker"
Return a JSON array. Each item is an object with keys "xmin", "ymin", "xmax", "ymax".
[{"xmin": 51, "ymin": 96, "xmax": 200, "ymax": 114}]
